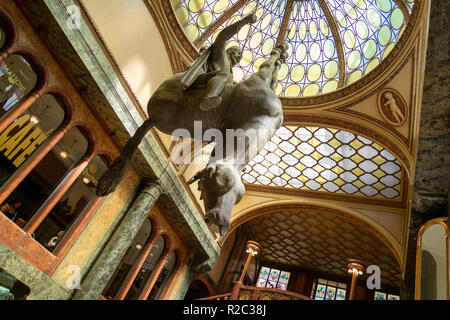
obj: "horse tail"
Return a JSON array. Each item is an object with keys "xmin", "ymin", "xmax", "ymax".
[{"xmin": 96, "ymin": 119, "xmax": 154, "ymax": 196}]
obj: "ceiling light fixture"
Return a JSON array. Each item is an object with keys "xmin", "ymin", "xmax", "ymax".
[{"xmin": 59, "ymin": 139, "xmax": 78, "ymax": 159}]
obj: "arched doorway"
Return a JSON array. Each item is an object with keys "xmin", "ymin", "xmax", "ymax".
[{"xmin": 184, "ymin": 276, "xmax": 214, "ymax": 300}]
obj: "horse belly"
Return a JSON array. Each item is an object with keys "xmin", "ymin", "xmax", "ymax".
[
  {"xmin": 147, "ymin": 76, "xmax": 215, "ymax": 135},
  {"xmin": 232, "ymin": 81, "xmax": 282, "ymax": 119}
]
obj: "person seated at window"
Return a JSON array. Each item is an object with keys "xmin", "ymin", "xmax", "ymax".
[
  {"xmin": 46, "ymin": 230, "xmax": 65, "ymax": 250},
  {"xmin": 0, "ymin": 201, "xmax": 22, "ymax": 222}
]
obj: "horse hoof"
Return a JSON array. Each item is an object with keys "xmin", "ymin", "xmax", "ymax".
[
  {"xmin": 279, "ymin": 51, "xmax": 289, "ymax": 63},
  {"xmin": 276, "ymin": 42, "xmax": 289, "ymax": 53}
]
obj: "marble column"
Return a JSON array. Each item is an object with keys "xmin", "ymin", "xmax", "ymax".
[{"xmin": 72, "ymin": 181, "xmax": 163, "ymax": 300}]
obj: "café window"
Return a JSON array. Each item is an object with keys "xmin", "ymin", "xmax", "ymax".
[
  {"xmin": 125, "ymin": 235, "xmax": 165, "ymax": 300},
  {"xmin": 34, "ymin": 155, "xmax": 109, "ymax": 252},
  {"xmin": 102, "ymin": 218, "xmax": 153, "ymax": 299},
  {"xmin": 0, "ymin": 54, "xmax": 38, "ymax": 117},
  {"xmin": 148, "ymin": 251, "xmax": 177, "ymax": 300},
  {"xmin": 0, "ymin": 127, "xmax": 89, "ymax": 229},
  {"xmin": 0, "ymin": 94, "xmax": 66, "ymax": 186},
  {"xmin": 0, "ymin": 17, "xmax": 8, "ymax": 51}
]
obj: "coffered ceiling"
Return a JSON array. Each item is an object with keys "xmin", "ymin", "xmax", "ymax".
[{"xmin": 247, "ymin": 209, "xmax": 402, "ymax": 286}]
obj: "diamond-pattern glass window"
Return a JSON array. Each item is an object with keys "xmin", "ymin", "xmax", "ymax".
[
  {"xmin": 243, "ymin": 126, "xmax": 402, "ymax": 199},
  {"xmin": 172, "ymin": 0, "xmax": 413, "ymax": 97}
]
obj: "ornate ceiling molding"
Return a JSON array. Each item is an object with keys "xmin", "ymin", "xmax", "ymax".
[
  {"xmin": 245, "ymin": 180, "xmax": 407, "ymax": 208},
  {"xmin": 276, "ymin": 0, "xmax": 294, "ymax": 46},
  {"xmin": 145, "ymin": 0, "xmax": 199, "ymax": 73}
]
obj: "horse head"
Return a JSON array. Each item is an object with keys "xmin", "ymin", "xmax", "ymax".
[{"xmin": 188, "ymin": 161, "xmax": 245, "ymax": 238}]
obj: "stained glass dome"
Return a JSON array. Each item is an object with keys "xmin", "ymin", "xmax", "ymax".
[{"xmin": 171, "ymin": 0, "xmax": 414, "ymax": 98}]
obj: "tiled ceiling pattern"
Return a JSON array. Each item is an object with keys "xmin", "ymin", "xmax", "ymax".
[
  {"xmin": 247, "ymin": 210, "xmax": 402, "ymax": 286},
  {"xmin": 242, "ymin": 126, "xmax": 402, "ymax": 199},
  {"xmin": 172, "ymin": 0, "xmax": 414, "ymax": 97}
]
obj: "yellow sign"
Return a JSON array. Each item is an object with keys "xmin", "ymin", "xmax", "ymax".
[{"xmin": 0, "ymin": 114, "xmax": 52, "ymax": 167}]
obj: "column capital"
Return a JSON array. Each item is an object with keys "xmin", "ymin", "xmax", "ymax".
[
  {"xmin": 141, "ymin": 180, "xmax": 164, "ymax": 198},
  {"xmin": 347, "ymin": 259, "xmax": 365, "ymax": 275}
]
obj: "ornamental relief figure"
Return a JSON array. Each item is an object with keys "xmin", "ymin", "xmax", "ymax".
[{"xmin": 377, "ymin": 88, "xmax": 408, "ymax": 126}]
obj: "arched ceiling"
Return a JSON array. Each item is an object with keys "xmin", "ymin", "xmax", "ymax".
[
  {"xmin": 247, "ymin": 209, "xmax": 402, "ymax": 286},
  {"xmin": 172, "ymin": 0, "xmax": 415, "ymax": 97}
]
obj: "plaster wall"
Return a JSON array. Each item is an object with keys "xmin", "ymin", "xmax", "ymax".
[{"xmin": 80, "ymin": 0, "xmax": 173, "ymax": 109}]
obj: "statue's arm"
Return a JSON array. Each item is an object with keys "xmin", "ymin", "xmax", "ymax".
[{"xmin": 214, "ymin": 14, "xmax": 257, "ymax": 49}]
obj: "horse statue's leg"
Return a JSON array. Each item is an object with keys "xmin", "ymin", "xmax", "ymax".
[
  {"xmin": 256, "ymin": 43, "xmax": 289, "ymax": 92},
  {"xmin": 271, "ymin": 46, "xmax": 288, "ymax": 91},
  {"xmin": 96, "ymin": 119, "xmax": 154, "ymax": 196}
]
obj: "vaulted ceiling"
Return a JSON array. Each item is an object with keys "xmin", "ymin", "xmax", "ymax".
[{"xmin": 247, "ymin": 209, "xmax": 401, "ymax": 286}]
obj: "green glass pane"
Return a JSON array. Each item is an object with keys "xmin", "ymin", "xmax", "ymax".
[
  {"xmin": 376, "ymin": 0, "xmax": 391, "ymax": 12},
  {"xmin": 363, "ymin": 39, "xmax": 377, "ymax": 59},
  {"xmin": 390, "ymin": 8, "xmax": 404, "ymax": 30},
  {"xmin": 367, "ymin": 8, "xmax": 381, "ymax": 27},
  {"xmin": 378, "ymin": 25, "xmax": 391, "ymax": 46},
  {"xmin": 323, "ymin": 39, "xmax": 335, "ymax": 59},
  {"xmin": 347, "ymin": 51, "xmax": 361, "ymax": 69}
]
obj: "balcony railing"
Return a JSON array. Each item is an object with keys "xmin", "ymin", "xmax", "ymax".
[{"xmin": 198, "ymin": 283, "xmax": 312, "ymax": 301}]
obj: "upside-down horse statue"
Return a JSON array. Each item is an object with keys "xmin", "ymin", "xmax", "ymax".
[{"xmin": 96, "ymin": 14, "xmax": 289, "ymax": 238}]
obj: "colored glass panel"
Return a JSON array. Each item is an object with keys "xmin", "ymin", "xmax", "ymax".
[
  {"xmin": 173, "ymin": 0, "xmax": 413, "ymax": 97},
  {"xmin": 267, "ymin": 268, "xmax": 280, "ymax": 287},
  {"xmin": 279, "ymin": 271, "xmax": 291, "ymax": 284},
  {"xmin": 277, "ymin": 283, "xmax": 288, "ymax": 291},
  {"xmin": 256, "ymin": 267, "xmax": 290, "ymax": 290},
  {"xmin": 325, "ymin": 286, "xmax": 337, "ymax": 300},
  {"xmin": 325, "ymin": 0, "xmax": 406, "ymax": 83},
  {"xmin": 172, "ymin": 0, "xmax": 241, "ymax": 43},
  {"xmin": 315, "ymin": 284, "xmax": 326, "ymax": 300},
  {"xmin": 256, "ymin": 278, "xmax": 267, "ymax": 288},
  {"xmin": 203, "ymin": 0, "xmax": 288, "ymax": 83},
  {"xmin": 374, "ymin": 291, "xmax": 387, "ymax": 300},
  {"xmin": 243, "ymin": 126, "xmax": 402, "ymax": 199},
  {"xmin": 280, "ymin": 0, "xmax": 339, "ymax": 97},
  {"xmin": 336, "ymin": 288, "xmax": 346, "ymax": 300}
]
